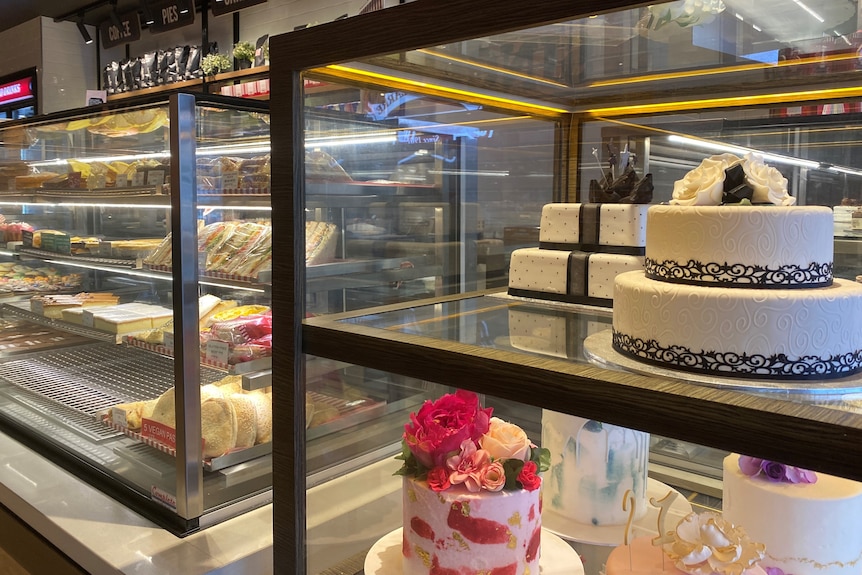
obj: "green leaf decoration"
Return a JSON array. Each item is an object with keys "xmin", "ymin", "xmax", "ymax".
[
  {"xmin": 531, "ymin": 447, "xmax": 551, "ymax": 473},
  {"xmin": 502, "ymin": 459, "xmax": 525, "ymax": 490}
]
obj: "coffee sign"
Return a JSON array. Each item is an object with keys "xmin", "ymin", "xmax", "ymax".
[
  {"xmin": 211, "ymin": 0, "xmax": 267, "ymax": 16},
  {"xmin": 100, "ymin": 11, "xmax": 142, "ymax": 48}
]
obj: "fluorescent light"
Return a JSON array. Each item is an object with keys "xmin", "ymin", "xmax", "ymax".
[
  {"xmin": 306, "ymin": 133, "xmax": 396, "ymax": 147},
  {"xmin": 44, "ymin": 260, "xmax": 169, "ymax": 280},
  {"xmin": 667, "ymin": 135, "xmax": 820, "ymax": 169},
  {"xmin": 57, "ymin": 202, "xmax": 167, "ymax": 209},
  {"xmin": 792, "ymin": 0, "xmax": 824, "ymax": 22}
]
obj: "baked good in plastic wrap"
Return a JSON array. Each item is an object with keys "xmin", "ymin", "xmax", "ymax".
[{"xmin": 201, "ymin": 310, "xmax": 273, "ymax": 364}]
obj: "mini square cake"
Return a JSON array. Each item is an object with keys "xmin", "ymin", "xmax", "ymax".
[{"xmin": 539, "ymin": 203, "xmax": 648, "ymax": 252}]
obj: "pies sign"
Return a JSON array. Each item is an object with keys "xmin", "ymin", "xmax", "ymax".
[{"xmin": 147, "ymin": 0, "xmax": 195, "ymax": 33}]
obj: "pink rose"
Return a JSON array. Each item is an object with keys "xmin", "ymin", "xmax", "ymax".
[
  {"xmin": 480, "ymin": 417, "xmax": 531, "ymax": 461},
  {"xmin": 403, "ymin": 390, "xmax": 493, "ymax": 469},
  {"xmin": 427, "ymin": 466, "xmax": 451, "ymax": 492},
  {"xmin": 517, "ymin": 460, "xmax": 541, "ymax": 491},
  {"xmin": 447, "ymin": 439, "xmax": 491, "ymax": 493},
  {"xmin": 480, "ymin": 461, "xmax": 506, "ymax": 492}
]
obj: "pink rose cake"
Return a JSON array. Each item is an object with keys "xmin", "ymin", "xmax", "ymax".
[{"xmin": 397, "ymin": 390, "xmax": 549, "ymax": 575}]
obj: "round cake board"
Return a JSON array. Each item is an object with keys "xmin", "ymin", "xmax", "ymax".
[
  {"xmin": 364, "ymin": 527, "xmax": 585, "ymax": 575},
  {"xmin": 542, "ymin": 478, "xmax": 692, "ymax": 546},
  {"xmin": 584, "ymin": 329, "xmax": 862, "ymax": 398}
]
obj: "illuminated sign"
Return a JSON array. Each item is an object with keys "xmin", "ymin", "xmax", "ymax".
[{"xmin": 0, "ymin": 77, "xmax": 34, "ymax": 106}]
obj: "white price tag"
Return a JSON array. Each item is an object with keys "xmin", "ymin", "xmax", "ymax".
[
  {"xmin": 147, "ymin": 169, "xmax": 166, "ymax": 186},
  {"xmin": 131, "ymin": 171, "xmax": 146, "ymax": 187},
  {"xmin": 206, "ymin": 340, "xmax": 231, "ymax": 364},
  {"xmin": 221, "ymin": 172, "xmax": 239, "ymax": 191},
  {"xmin": 82, "ymin": 311, "xmax": 96, "ymax": 328},
  {"xmin": 115, "ymin": 173, "xmax": 129, "ymax": 188},
  {"xmin": 163, "ymin": 331, "xmax": 174, "ymax": 353},
  {"xmin": 93, "ymin": 174, "xmax": 107, "ymax": 189},
  {"xmin": 111, "ymin": 407, "xmax": 128, "ymax": 428}
]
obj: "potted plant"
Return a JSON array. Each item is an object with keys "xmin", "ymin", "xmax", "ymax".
[
  {"xmin": 201, "ymin": 52, "xmax": 232, "ymax": 76},
  {"xmin": 233, "ymin": 41, "xmax": 255, "ymax": 69}
]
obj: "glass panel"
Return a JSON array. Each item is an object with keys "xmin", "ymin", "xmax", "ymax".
[
  {"xmin": 0, "ymin": 97, "xmax": 273, "ymax": 531},
  {"xmin": 193, "ymin": 102, "xmax": 273, "ymax": 514},
  {"xmin": 304, "ymin": 77, "xmax": 558, "ymax": 315}
]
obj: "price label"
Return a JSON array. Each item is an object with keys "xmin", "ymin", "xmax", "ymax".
[
  {"xmin": 131, "ymin": 171, "xmax": 146, "ymax": 187},
  {"xmin": 82, "ymin": 311, "xmax": 96, "ymax": 328},
  {"xmin": 147, "ymin": 169, "xmax": 166, "ymax": 186},
  {"xmin": 206, "ymin": 340, "xmax": 231, "ymax": 364},
  {"xmin": 89, "ymin": 173, "xmax": 106, "ymax": 189},
  {"xmin": 221, "ymin": 172, "xmax": 239, "ymax": 191},
  {"xmin": 111, "ymin": 407, "xmax": 128, "ymax": 428},
  {"xmin": 115, "ymin": 173, "xmax": 129, "ymax": 188},
  {"xmin": 163, "ymin": 331, "xmax": 174, "ymax": 353}
]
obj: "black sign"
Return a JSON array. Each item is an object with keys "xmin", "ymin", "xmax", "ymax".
[
  {"xmin": 99, "ymin": 11, "xmax": 142, "ymax": 48},
  {"xmin": 148, "ymin": 0, "xmax": 196, "ymax": 33},
  {"xmin": 211, "ymin": 0, "xmax": 267, "ymax": 17}
]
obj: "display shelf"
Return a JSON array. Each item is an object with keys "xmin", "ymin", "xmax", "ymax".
[
  {"xmin": 19, "ymin": 247, "xmax": 149, "ymax": 269},
  {"xmin": 106, "ymin": 79, "xmax": 205, "ymax": 101},
  {"xmin": 123, "ymin": 336, "xmax": 273, "ymax": 375},
  {"xmin": 302, "ymin": 294, "xmax": 862, "ymax": 481},
  {"xmin": 0, "ymin": 304, "xmax": 121, "ymax": 343}
]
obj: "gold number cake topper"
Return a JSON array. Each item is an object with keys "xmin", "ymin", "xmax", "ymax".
[{"xmin": 650, "ymin": 490, "xmax": 679, "ymax": 546}]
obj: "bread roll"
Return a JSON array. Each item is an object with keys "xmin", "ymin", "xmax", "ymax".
[
  {"xmin": 149, "ymin": 384, "xmax": 224, "ymax": 428},
  {"xmin": 201, "ymin": 395, "xmax": 237, "ymax": 458},
  {"xmin": 229, "ymin": 393, "xmax": 257, "ymax": 449},
  {"xmin": 248, "ymin": 391, "xmax": 272, "ymax": 444}
]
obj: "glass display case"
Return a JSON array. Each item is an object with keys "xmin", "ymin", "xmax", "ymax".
[
  {"xmin": 270, "ymin": 0, "xmax": 862, "ymax": 572},
  {"xmin": 0, "ymin": 93, "xmax": 273, "ymax": 535}
]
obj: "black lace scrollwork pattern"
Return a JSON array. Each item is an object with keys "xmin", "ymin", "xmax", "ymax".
[
  {"xmin": 612, "ymin": 331, "xmax": 862, "ymax": 380},
  {"xmin": 644, "ymin": 258, "xmax": 833, "ymax": 288}
]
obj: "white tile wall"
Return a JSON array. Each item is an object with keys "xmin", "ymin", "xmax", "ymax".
[
  {"xmin": 0, "ymin": 18, "xmax": 42, "ymax": 82},
  {"xmin": 40, "ymin": 18, "xmax": 98, "ymax": 114}
]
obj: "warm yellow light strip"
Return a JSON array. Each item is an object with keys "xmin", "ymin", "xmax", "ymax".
[
  {"xmin": 584, "ymin": 86, "xmax": 862, "ymax": 117},
  {"xmin": 321, "ymin": 64, "xmax": 569, "ymax": 116},
  {"xmin": 588, "ymin": 52, "xmax": 859, "ymax": 88},
  {"xmin": 416, "ymin": 49, "xmax": 570, "ymax": 89}
]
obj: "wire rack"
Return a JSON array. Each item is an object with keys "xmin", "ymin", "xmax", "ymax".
[{"xmin": 0, "ymin": 342, "xmax": 225, "ymax": 419}]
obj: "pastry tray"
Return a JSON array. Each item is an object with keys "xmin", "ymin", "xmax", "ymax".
[
  {"xmin": 123, "ymin": 336, "xmax": 273, "ymax": 375},
  {"xmin": 102, "ymin": 417, "xmax": 272, "ymax": 472}
]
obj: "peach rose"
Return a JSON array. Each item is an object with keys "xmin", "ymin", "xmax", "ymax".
[{"xmin": 480, "ymin": 417, "xmax": 531, "ymax": 461}]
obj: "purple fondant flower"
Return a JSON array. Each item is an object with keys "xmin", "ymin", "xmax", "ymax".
[
  {"xmin": 765, "ymin": 568, "xmax": 786, "ymax": 575},
  {"xmin": 738, "ymin": 455, "xmax": 817, "ymax": 484}
]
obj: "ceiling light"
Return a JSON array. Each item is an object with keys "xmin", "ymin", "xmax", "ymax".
[
  {"xmin": 109, "ymin": 2, "xmax": 123, "ymax": 28},
  {"xmin": 76, "ymin": 18, "xmax": 93, "ymax": 44}
]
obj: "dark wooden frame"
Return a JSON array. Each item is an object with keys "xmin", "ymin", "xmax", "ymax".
[{"xmin": 270, "ymin": 0, "xmax": 862, "ymax": 572}]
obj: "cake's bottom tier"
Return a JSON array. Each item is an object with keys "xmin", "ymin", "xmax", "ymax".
[
  {"xmin": 509, "ymin": 247, "xmax": 643, "ymax": 307},
  {"xmin": 723, "ymin": 454, "xmax": 862, "ymax": 575},
  {"xmin": 612, "ymin": 272, "xmax": 862, "ymax": 379},
  {"xmin": 402, "ymin": 477, "xmax": 541, "ymax": 575}
]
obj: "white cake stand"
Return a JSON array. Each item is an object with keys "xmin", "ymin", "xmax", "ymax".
[
  {"xmin": 364, "ymin": 527, "xmax": 585, "ymax": 575},
  {"xmin": 584, "ymin": 329, "xmax": 862, "ymax": 397},
  {"xmin": 542, "ymin": 478, "xmax": 692, "ymax": 546}
]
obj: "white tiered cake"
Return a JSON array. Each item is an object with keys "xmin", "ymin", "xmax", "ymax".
[
  {"xmin": 612, "ymin": 153, "xmax": 862, "ymax": 379},
  {"xmin": 509, "ymin": 198, "xmax": 651, "ymax": 307}
]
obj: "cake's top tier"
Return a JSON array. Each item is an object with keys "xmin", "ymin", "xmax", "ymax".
[
  {"xmin": 540, "ymin": 203, "xmax": 649, "ymax": 253},
  {"xmin": 645, "ymin": 205, "xmax": 834, "ymax": 288}
]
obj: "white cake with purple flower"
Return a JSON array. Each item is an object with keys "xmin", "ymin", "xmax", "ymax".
[
  {"xmin": 397, "ymin": 390, "xmax": 550, "ymax": 575},
  {"xmin": 722, "ymin": 453, "xmax": 862, "ymax": 575}
]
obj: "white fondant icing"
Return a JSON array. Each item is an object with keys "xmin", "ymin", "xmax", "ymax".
[
  {"xmin": 509, "ymin": 248, "xmax": 569, "ymax": 294},
  {"xmin": 509, "ymin": 248, "xmax": 643, "ymax": 301},
  {"xmin": 722, "ymin": 454, "xmax": 862, "ymax": 575},
  {"xmin": 540, "ymin": 204, "xmax": 649, "ymax": 247},
  {"xmin": 542, "ymin": 411, "xmax": 649, "ymax": 526},
  {"xmin": 646, "ymin": 205, "xmax": 833, "ymax": 286},
  {"xmin": 613, "ymin": 271, "xmax": 862, "ymax": 374}
]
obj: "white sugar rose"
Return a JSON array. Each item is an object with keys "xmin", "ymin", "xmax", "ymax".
[
  {"xmin": 480, "ymin": 417, "xmax": 531, "ymax": 461},
  {"xmin": 671, "ymin": 154, "xmax": 741, "ymax": 206},
  {"xmin": 664, "ymin": 512, "xmax": 765, "ymax": 575},
  {"xmin": 743, "ymin": 153, "xmax": 795, "ymax": 205}
]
